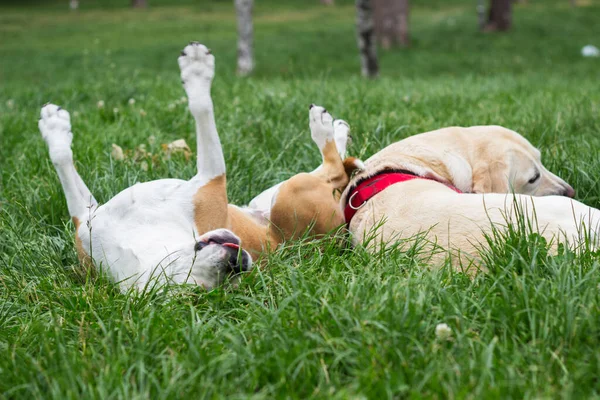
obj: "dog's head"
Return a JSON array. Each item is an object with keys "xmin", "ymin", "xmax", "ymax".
[
  {"xmin": 348, "ymin": 126, "xmax": 575, "ymax": 198},
  {"xmin": 191, "ymin": 228, "xmax": 252, "ymax": 289},
  {"xmin": 470, "ymin": 127, "xmax": 574, "ymax": 197}
]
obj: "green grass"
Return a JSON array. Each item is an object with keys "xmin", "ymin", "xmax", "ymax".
[{"xmin": 2, "ymin": 0, "xmax": 600, "ymax": 397}]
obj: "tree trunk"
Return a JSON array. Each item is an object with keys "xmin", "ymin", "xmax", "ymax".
[
  {"xmin": 235, "ymin": 0, "xmax": 254, "ymax": 76},
  {"xmin": 321, "ymin": 0, "xmax": 334, "ymax": 4},
  {"xmin": 131, "ymin": 0, "xmax": 147, "ymax": 8},
  {"xmin": 356, "ymin": 0, "xmax": 379, "ymax": 78},
  {"xmin": 484, "ymin": 0, "xmax": 512, "ymax": 31},
  {"xmin": 477, "ymin": 0, "xmax": 486, "ymax": 30},
  {"xmin": 373, "ymin": 0, "xmax": 409, "ymax": 48}
]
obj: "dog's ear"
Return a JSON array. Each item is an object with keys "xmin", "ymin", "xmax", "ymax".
[{"xmin": 472, "ymin": 161, "xmax": 510, "ymax": 193}]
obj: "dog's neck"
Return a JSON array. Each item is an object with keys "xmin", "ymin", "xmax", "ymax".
[{"xmin": 344, "ymin": 143, "xmax": 476, "ymax": 196}]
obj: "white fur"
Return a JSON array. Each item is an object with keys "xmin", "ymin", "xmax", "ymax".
[
  {"xmin": 40, "ymin": 43, "xmax": 251, "ymax": 291},
  {"xmin": 39, "ymin": 105, "xmax": 98, "ymax": 218},
  {"xmin": 308, "ymin": 105, "xmax": 334, "ymax": 151},
  {"xmin": 349, "ymin": 180, "xmax": 600, "ymax": 258},
  {"xmin": 178, "ymin": 43, "xmax": 226, "ymax": 182}
]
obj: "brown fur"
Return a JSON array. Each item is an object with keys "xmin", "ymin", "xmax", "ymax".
[
  {"xmin": 227, "ymin": 206, "xmax": 276, "ymax": 259},
  {"xmin": 193, "ymin": 175, "xmax": 229, "ymax": 233},
  {"xmin": 269, "ymin": 173, "xmax": 346, "ymax": 241},
  {"xmin": 189, "ymin": 140, "xmax": 360, "ymax": 259},
  {"xmin": 72, "ymin": 217, "xmax": 93, "ymax": 270}
]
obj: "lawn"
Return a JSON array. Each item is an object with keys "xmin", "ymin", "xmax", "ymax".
[{"xmin": 1, "ymin": 0, "xmax": 600, "ymax": 397}]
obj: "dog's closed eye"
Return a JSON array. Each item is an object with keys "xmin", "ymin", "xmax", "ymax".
[{"xmin": 528, "ymin": 170, "xmax": 541, "ymax": 184}]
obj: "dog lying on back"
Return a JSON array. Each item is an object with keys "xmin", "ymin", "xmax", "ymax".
[
  {"xmin": 39, "ymin": 42, "xmax": 362, "ymax": 291},
  {"xmin": 252, "ymin": 124, "xmax": 599, "ymax": 268}
]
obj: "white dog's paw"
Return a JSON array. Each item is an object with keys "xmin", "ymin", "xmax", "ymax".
[
  {"xmin": 333, "ymin": 119, "xmax": 351, "ymax": 159},
  {"xmin": 309, "ymin": 104, "xmax": 334, "ymax": 150},
  {"xmin": 38, "ymin": 103, "xmax": 73, "ymax": 165},
  {"xmin": 178, "ymin": 42, "xmax": 215, "ymax": 114}
]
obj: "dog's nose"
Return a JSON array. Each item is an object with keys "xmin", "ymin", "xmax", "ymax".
[
  {"xmin": 309, "ymin": 104, "xmax": 315, "ymax": 110},
  {"xmin": 225, "ymin": 247, "xmax": 252, "ymax": 274},
  {"xmin": 562, "ymin": 184, "xmax": 575, "ymax": 198}
]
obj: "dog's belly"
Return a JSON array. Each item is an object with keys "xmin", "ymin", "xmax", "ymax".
[
  {"xmin": 351, "ymin": 180, "xmax": 600, "ymax": 263},
  {"xmin": 77, "ymin": 179, "xmax": 201, "ymax": 289}
]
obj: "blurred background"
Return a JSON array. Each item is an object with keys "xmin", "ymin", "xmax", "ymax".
[{"xmin": 2, "ymin": 0, "xmax": 599, "ymax": 82}]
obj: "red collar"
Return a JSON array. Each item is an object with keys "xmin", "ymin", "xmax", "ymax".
[{"xmin": 344, "ymin": 171, "xmax": 462, "ymax": 224}]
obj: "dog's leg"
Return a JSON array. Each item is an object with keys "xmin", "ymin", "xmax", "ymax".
[
  {"xmin": 39, "ymin": 104, "xmax": 98, "ymax": 221},
  {"xmin": 306, "ymin": 105, "xmax": 351, "ymax": 188},
  {"xmin": 268, "ymin": 106, "xmax": 360, "ymax": 241},
  {"xmin": 179, "ymin": 42, "xmax": 224, "ymax": 181},
  {"xmin": 178, "ymin": 43, "xmax": 229, "ymax": 233},
  {"xmin": 247, "ymin": 108, "xmax": 354, "ymax": 213}
]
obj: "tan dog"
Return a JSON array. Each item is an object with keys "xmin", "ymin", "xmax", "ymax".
[
  {"xmin": 40, "ymin": 42, "xmax": 360, "ymax": 290},
  {"xmin": 338, "ymin": 126, "xmax": 599, "ymax": 267}
]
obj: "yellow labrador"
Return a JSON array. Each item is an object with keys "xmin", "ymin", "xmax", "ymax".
[{"xmin": 338, "ymin": 125, "xmax": 599, "ymax": 267}]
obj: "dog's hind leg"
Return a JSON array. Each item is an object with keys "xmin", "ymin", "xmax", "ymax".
[
  {"xmin": 307, "ymin": 105, "xmax": 357, "ymax": 190},
  {"xmin": 39, "ymin": 104, "xmax": 98, "ymax": 221},
  {"xmin": 178, "ymin": 43, "xmax": 229, "ymax": 233},
  {"xmin": 268, "ymin": 106, "xmax": 363, "ymax": 241}
]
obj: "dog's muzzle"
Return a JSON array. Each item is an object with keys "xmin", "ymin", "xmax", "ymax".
[{"xmin": 195, "ymin": 230, "xmax": 252, "ymax": 273}]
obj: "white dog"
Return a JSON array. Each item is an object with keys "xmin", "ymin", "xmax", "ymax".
[{"xmin": 40, "ymin": 42, "xmax": 361, "ymax": 290}]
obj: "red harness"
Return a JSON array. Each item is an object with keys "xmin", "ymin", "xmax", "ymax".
[{"xmin": 344, "ymin": 171, "xmax": 462, "ymax": 224}]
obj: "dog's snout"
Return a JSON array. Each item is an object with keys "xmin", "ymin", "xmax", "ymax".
[
  {"xmin": 225, "ymin": 247, "xmax": 252, "ymax": 274},
  {"xmin": 309, "ymin": 103, "xmax": 315, "ymax": 110}
]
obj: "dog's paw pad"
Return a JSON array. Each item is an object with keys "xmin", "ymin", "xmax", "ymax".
[
  {"xmin": 309, "ymin": 104, "xmax": 334, "ymax": 148},
  {"xmin": 38, "ymin": 103, "xmax": 73, "ymax": 161},
  {"xmin": 178, "ymin": 42, "xmax": 215, "ymax": 83}
]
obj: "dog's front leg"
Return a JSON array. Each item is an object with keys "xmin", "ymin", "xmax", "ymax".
[{"xmin": 178, "ymin": 43, "xmax": 229, "ymax": 233}]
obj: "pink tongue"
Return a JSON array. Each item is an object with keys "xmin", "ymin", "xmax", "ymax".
[{"xmin": 222, "ymin": 243, "xmax": 240, "ymax": 251}]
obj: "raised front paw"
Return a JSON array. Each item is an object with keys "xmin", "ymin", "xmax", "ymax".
[{"xmin": 309, "ymin": 104, "xmax": 334, "ymax": 150}]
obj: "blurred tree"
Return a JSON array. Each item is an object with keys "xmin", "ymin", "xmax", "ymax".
[
  {"xmin": 321, "ymin": 0, "xmax": 334, "ymax": 4},
  {"xmin": 477, "ymin": 0, "xmax": 486, "ymax": 30},
  {"xmin": 484, "ymin": 0, "xmax": 511, "ymax": 31},
  {"xmin": 356, "ymin": 0, "xmax": 379, "ymax": 78},
  {"xmin": 131, "ymin": 0, "xmax": 147, "ymax": 8},
  {"xmin": 69, "ymin": 0, "xmax": 78, "ymax": 10},
  {"xmin": 373, "ymin": 0, "xmax": 409, "ymax": 48},
  {"xmin": 235, "ymin": 0, "xmax": 254, "ymax": 76}
]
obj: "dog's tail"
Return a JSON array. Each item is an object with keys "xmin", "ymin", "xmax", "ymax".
[{"xmin": 39, "ymin": 104, "xmax": 98, "ymax": 223}]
